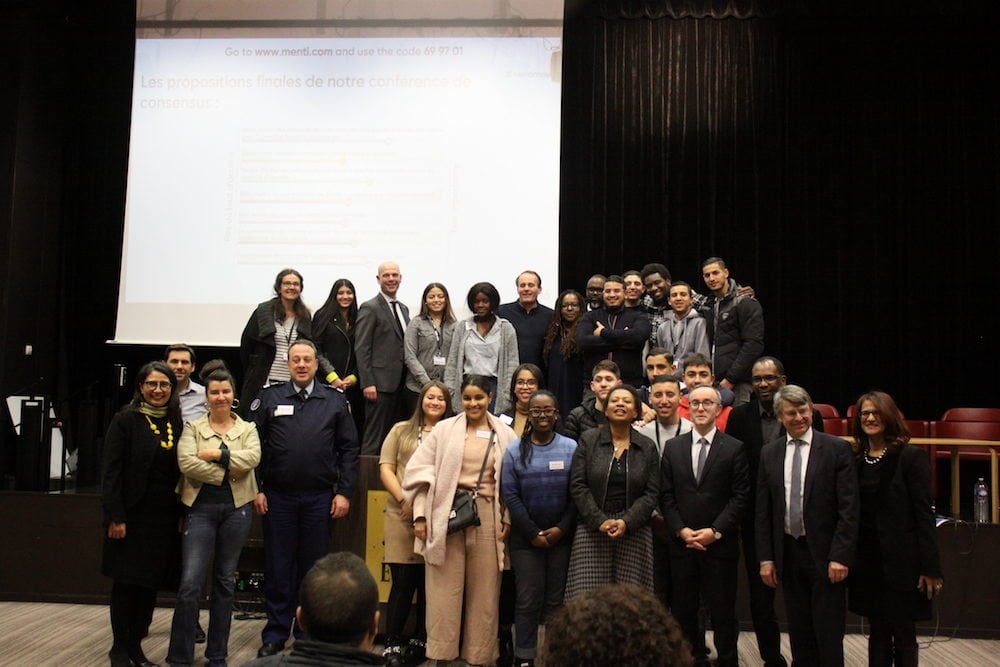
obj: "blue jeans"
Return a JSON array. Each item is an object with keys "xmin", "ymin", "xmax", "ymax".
[{"xmin": 166, "ymin": 501, "xmax": 252, "ymax": 665}]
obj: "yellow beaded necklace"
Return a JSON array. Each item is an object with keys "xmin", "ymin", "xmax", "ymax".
[{"xmin": 144, "ymin": 414, "xmax": 174, "ymax": 450}]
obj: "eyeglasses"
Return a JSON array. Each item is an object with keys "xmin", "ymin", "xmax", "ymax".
[
  {"xmin": 529, "ymin": 408, "xmax": 557, "ymax": 417},
  {"xmin": 142, "ymin": 381, "xmax": 171, "ymax": 390},
  {"xmin": 859, "ymin": 410, "xmax": 881, "ymax": 419},
  {"xmin": 515, "ymin": 379, "xmax": 538, "ymax": 387},
  {"xmin": 281, "ymin": 281, "xmax": 302, "ymax": 287},
  {"xmin": 752, "ymin": 375, "xmax": 781, "ymax": 384},
  {"xmin": 689, "ymin": 400, "xmax": 717, "ymax": 409},
  {"xmin": 561, "ymin": 303, "xmax": 581, "ymax": 310}
]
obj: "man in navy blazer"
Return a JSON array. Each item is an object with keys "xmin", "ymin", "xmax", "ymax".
[
  {"xmin": 354, "ymin": 261, "xmax": 410, "ymax": 455},
  {"xmin": 660, "ymin": 385, "xmax": 749, "ymax": 667},
  {"xmin": 755, "ymin": 385, "xmax": 859, "ymax": 667}
]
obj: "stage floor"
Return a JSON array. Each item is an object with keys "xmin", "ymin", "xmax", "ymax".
[{"xmin": 1, "ymin": 600, "xmax": 997, "ymax": 667}]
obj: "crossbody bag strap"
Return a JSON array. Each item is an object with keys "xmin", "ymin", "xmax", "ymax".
[{"xmin": 471, "ymin": 430, "xmax": 497, "ymax": 499}]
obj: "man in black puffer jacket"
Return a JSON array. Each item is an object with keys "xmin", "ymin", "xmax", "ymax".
[{"xmin": 699, "ymin": 257, "xmax": 764, "ymax": 406}]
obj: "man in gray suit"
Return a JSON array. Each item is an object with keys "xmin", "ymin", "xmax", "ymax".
[{"xmin": 355, "ymin": 261, "xmax": 410, "ymax": 455}]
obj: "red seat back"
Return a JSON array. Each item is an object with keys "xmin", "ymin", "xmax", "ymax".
[
  {"xmin": 814, "ymin": 403, "xmax": 841, "ymax": 419},
  {"xmin": 941, "ymin": 408, "xmax": 1000, "ymax": 423},
  {"xmin": 930, "ymin": 421, "xmax": 1000, "ymax": 460}
]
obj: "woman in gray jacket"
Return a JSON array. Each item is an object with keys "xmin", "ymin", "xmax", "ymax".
[
  {"xmin": 403, "ymin": 282, "xmax": 457, "ymax": 413},
  {"xmin": 444, "ymin": 282, "xmax": 519, "ymax": 414}
]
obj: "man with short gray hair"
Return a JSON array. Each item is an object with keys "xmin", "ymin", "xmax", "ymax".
[{"xmin": 755, "ymin": 385, "xmax": 858, "ymax": 667}]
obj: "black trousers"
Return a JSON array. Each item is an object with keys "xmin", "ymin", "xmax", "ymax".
[
  {"xmin": 671, "ymin": 551, "xmax": 739, "ymax": 667},
  {"xmin": 782, "ymin": 535, "xmax": 846, "ymax": 667},
  {"xmin": 741, "ymin": 520, "xmax": 787, "ymax": 666}
]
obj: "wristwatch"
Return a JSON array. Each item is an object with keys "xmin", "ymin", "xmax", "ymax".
[{"xmin": 711, "ymin": 527, "xmax": 722, "ymax": 541}]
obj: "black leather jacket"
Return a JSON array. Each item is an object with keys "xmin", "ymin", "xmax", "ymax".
[{"xmin": 570, "ymin": 426, "xmax": 660, "ymax": 531}]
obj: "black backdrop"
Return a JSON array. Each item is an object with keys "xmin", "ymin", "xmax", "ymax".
[
  {"xmin": 1, "ymin": 1, "xmax": 998, "ymax": 483},
  {"xmin": 559, "ymin": 0, "xmax": 1000, "ymax": 418}
]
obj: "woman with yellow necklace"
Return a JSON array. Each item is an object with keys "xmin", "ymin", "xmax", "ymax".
[{"xmin": 101, "ymin": 361, "xmax": 183, "ymax": 667}]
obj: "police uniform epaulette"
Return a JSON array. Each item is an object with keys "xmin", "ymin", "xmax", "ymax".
[{"xmin": 249, "ymin": 381, "xmax": 291, "ymax": 413}]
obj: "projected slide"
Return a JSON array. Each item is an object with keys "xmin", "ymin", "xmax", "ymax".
[{"xmin": 117, "ymin": 35, "xmax": 561, "ymax": 345}]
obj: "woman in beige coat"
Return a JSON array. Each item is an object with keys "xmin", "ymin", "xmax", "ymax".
[
  {"xmin": 403, "ymin": 374, "xmax": 517, "ymax": 666},
  {"xmin": 167, "ymin": 362, "xmax": 261, "ymax": 667},
  {"xmin": 378, "ymin": 380, "xmax": 453, "ymax": 666}
]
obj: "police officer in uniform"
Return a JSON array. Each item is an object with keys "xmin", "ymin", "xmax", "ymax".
[{"xmin": 250, "ymin": 340, "xmax": 360, "ymax": 658}]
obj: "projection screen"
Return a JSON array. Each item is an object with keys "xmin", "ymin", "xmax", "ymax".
[{"xmin": 114, "ymin": 1, "xmax": 563, "ymax": 345}]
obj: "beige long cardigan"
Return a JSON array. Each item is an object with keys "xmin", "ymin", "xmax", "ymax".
[
  {"xmin": 402, "ymin": 412, "xmax": 515, "ymax": 567},
  {"xmin": 177, "ymin": 413, "xmax": 261, "ymax": 508}
]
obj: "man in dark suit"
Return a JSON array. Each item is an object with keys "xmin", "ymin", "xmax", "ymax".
[
  {"xmin": 725, "ymin": 356, "xmax": 824, "ymax": 667},
  {"xmin": 355, "ymin": 261, "xmax": 410, "ymax": 455},
  {"xmin": 660, "ymin": 385, "xmax": 749, "ymax": 667},
  {"xmin": 755, "ymin": 385, "xmax": 859, "ymax": 667}
]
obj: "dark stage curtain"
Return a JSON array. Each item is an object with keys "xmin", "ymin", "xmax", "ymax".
[{"xmin": 559, "ymin": 0, "xmax": 1000, "ymax": 416}]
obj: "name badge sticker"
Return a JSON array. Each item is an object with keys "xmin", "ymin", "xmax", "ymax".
[
  {"xmin": 476, "ymin": 429, "xmax": 492, "ymax": 438},
  {"xmin": 275, "ymin": 404, "xmax": 295, "ymax": 416},
  {"xmin": 549, "ymin": 460, "xmax": 565, "ymax": 471},
  {"xmin": 498, "ymin": 414, "xmax": 514, "ymax": 426},
  {"xmin": 433, "ymin": 355, "xmax": 447, "ymax": 366}
]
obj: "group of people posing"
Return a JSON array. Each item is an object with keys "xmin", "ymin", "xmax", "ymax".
[{"xmin": 99, "ymin": 258, "xmax": 943, "ymax": 667}]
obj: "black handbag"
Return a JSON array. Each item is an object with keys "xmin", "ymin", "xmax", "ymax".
[{"xmin": 447, "ymin": 430, "xmax": 496, "ymax": 534}]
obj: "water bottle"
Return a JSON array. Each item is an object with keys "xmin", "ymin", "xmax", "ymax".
[{"xmin": 973, "ymin": 478, "xmax": 990, "ymax": 523}]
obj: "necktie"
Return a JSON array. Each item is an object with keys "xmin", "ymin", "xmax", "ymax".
[
  {"xmin": 695, "ymin": 437, "xmax": 709, "ymax": 483},
  {"xmin": 789, "ymin": 439, "xmax": 804, "ymax": 538},
  {"xmin": 391, "ymin": 301, "xmax": 405, "ymax": 336},
  {"xmin": 299, "ymin": 388, "xmax": 308, "ymax": 403}
]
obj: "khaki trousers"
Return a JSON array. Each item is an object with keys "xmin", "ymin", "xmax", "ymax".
[{"xmin": 425, "ymin": 495, "xmax": 502, "ymax": 665}]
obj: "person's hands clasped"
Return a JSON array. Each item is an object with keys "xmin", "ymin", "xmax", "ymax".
[
  {"xmin": 600, "ymin": 518, "xmax": 627, "ymax": 539},
  {"xmin": 107, "ymin": 521, "xmax": 126, "ymax": 539},
  {"xmin": 685, "ymin": 527, "xmax": 718, "ymax": 550}
]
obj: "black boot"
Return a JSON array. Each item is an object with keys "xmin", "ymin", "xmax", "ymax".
[
  {"xmin": 497, "ymin": 626, "xmax": 514, "ymax": 667},
  {"xmin": 108, "ymin": 647, "xmax": 131, "ymax": 667},
  {"xmin": 402, "ymin": 637, "xmax": 426, "ymax": 666}
]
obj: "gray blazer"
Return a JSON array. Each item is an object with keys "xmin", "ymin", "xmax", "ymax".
[
  {"xmin": 355, "ymin": 294, "xmax": 410, "ymax": 392},
  {"xmin": 403, "ymin": 315, "xmax": 456, "ymax": 393}
]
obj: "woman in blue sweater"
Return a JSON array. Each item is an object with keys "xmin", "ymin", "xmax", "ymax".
[{"xmin": 501, "ymin": 390, "xmax": 577, "ymax": 667}]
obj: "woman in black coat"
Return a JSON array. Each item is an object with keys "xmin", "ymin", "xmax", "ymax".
[
  {"xmin": 564, "ymin": 385, "xmax": 660, "ymax": 599},
  {"xmin": 848, "ymin": 391, "xmax": 943, "ymax": 667},
  {"xmin": 239, "ymin": 268, "xmax": 335, "ymax": 414},
  {"xmin": 312, "ymin": 277, "xmax": 364, "ymax": 435},
  {"xmin": 101, "ymin": 361, "xmax": 184, "ymax": 667}
]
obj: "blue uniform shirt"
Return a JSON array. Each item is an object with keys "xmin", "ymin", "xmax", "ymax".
[{"xmin": 251, "ymin": 381, "xmax": 360, "ymax": 496}]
